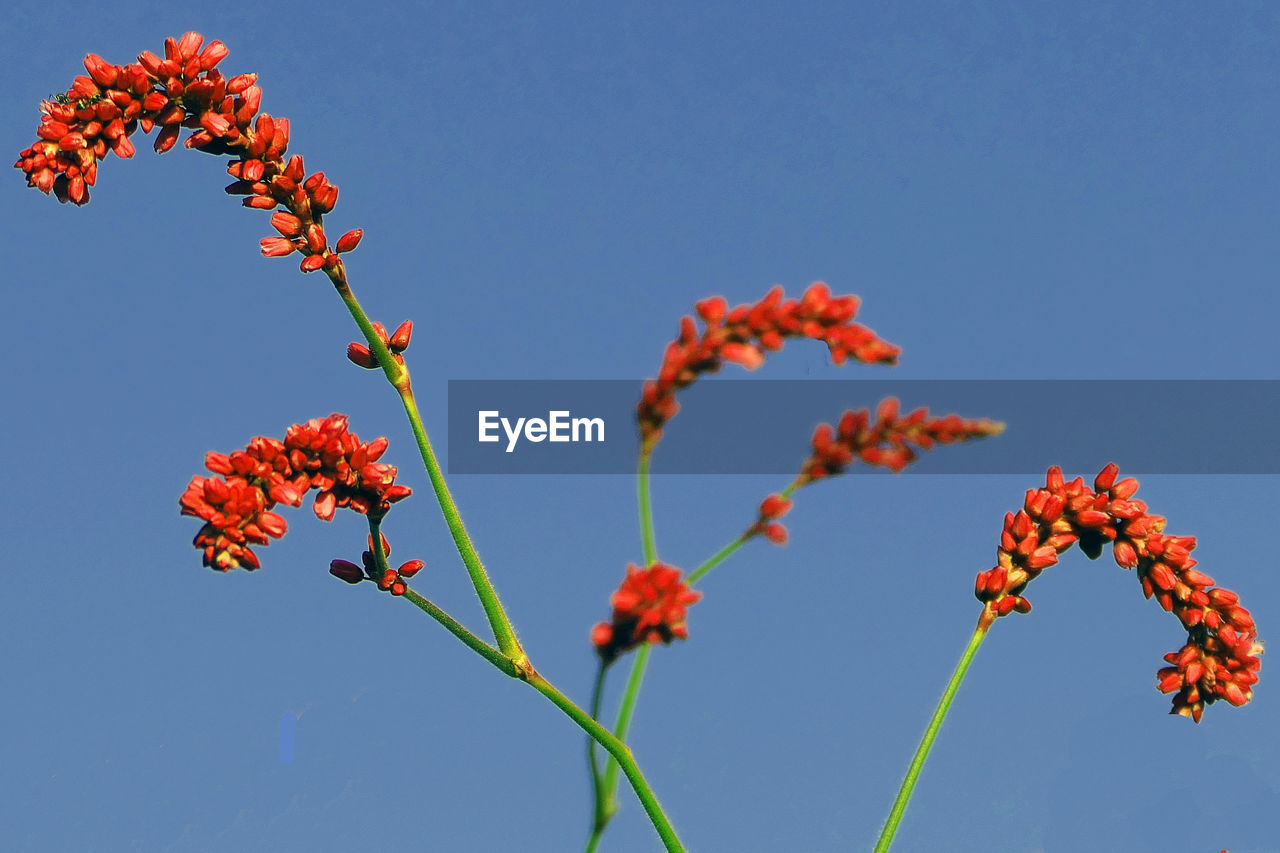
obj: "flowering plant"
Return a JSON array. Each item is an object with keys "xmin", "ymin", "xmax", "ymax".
[{"xmin": 14, "ymin": 33, "xmax": 1262, "ymax": 852}]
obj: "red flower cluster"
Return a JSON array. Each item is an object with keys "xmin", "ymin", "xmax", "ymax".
[
  {"xmin": 180, "ymin": 414, "xmax": 411, "ymax": 570},
  {"xmin": 798, "ymin": 397, "xmax": 1004, "ymax": 483},
  {"xmin": 592, "ymin": 564, "xmax": 703, "ymax": 663},
  {"xmin": 347, "ymin": 320, "xmax": 413, "ymax": 369},
  {"xmin": 636, "ymin": 284, "xmax": 901, "ymax": 450},
  {"xmin": 15, "ymin": 33, "xmax": 360, "ymax": 274},
  {"xmin": 738, "ymin": 400, "xmax": 1000, "ymax": 546},
  {"xmin": 330, "ymin": 533, "xmax": 424, "ymax": 596},
  {"xmin": 973, "ymin": 464, "xmax": 1261, "ymax": 722}
]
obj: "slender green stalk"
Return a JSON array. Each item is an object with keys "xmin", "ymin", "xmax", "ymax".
[
  {"xmin": 586, "ymin": 661, "xmax": 616, "ymax": 841},
  {"xmin": 589, "ymin": 519, "xmax": 750, "ymax": 840},
  {"xmin": 396, "ymin": 382, "xmax": 526, "ymax": 662},
  {"xmin": 398, "ymin": 589, "xmax": 683, "ymax": 851},
  {"xmin": 595, "ymin": 642, "xmax": 652, "ymax": 837},
  {"xmin": 329, "ymin": 270, "xmax": 526, "ymax": 664},
  {"xmin": 529, "ymin": 670, "xmax": 685, "ymax": 853},
  {"xmin": 591, "ymin": 464, "xmax": 801, "ymax": 849},
  {"xmin": 584, "ymin": 818, "xmax": 604, "ymax": 853},
  {"xmin": 687, "ymin": 481, "xmax": 797, "ymax": 586},
  {"xmin": 686, "ymin": 535, "xmax": 748, "ymax": 586},
  {"xmin": 873, "ymin": 621, "xmax": 990, "ymax": 853},
  {"xmin": 368, "ymin": 516, "xmax": 684, "ymax": 850},
  {"xmin": 586, "ymin": 452, "xmax": 663, "ymax": 849},
  {"xmin": 638, "ymin": 453, "xmax": 657, "ymax": 564},
  {"xmin": 364, "ymin": 516, "xmax": 520, "ymax": 677},
  {"xmin": 400, "ymin": 588, "xmax": 520, "ymax": 678}
]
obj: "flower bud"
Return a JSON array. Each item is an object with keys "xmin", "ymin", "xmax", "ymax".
[
  {"xmin": 176, "ymin": 31, "xmax": 204, "ymax": 62},
  {"xmin": 335, "ymin": 228, "xmax": 363, "ymax": 253},
  {"xmin": 198, "ymin": 40, "xmax": 229, "ymax": 71},
  {"xmin": 346, "ymin": 342, "xmax": 378, "ymax": 369},
  {"xmin": 389, "ymin": 320, "xmax": 413, "ymax": 353},
  {"xmin": 304, "ymin": 224, "xmax": 327, "ymax": 255},
  {"xmin": 270, "ymin": 211, "xmax": 302, "ymax": 237},
  {"xmin": 330, "ymin": 560, "xmax": 366, "ymax": 581},
  {"xmin": 759, "ymin": 494, "xmax": 791, "ymax": 520},
  {"xmin": 260, "ymin": 236, "xmax": 295, "ymax": 257}
]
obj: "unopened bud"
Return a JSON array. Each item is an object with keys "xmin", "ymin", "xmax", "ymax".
[
  {"xmin": 335, "ymin": 228, "xmax": 363, "ymax": 253},
  {"xmin": 346, "ymin": 342, "xmax": 378, "ymax": 369},
  {"xmin": 389, "ymin": 320, "xmax": 413, "ymax": 353},
  {"xmin": 329, "ymin": 559, "xmax": 364, "ymax": 584}
]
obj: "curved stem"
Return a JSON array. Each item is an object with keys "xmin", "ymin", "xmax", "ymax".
[
  {"xmin": 399, "ymin": 593, "xmax": 684, "ymax": 851},
  {"xmin": 378, "ymin": 534, "xmax": 684, "ymax": 850},
  {"xmin": 592, "ymin": 465, "xmax": 800, "ymax": 848},
  {"xmin": 873, "ymin": 620, "xmax": 990, "ymax": 853},
  {"xmin": 585, "ymin": 661, "xmax": 616, "ymax": 846},
  {"xmin": 599, "ymin": 642, "xmax": 653, "ymax": 821},
  {"xmin": 528, "ymin": 670, "xmax": 686, "ymax": 853},
  {"xmin": 330, "ymin": 269, "xmax": 526, "ymax": 664}
]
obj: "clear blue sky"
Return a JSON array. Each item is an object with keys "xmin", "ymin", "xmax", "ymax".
[{"xmin": 2, "ymin": 2, "xmax": 1276, "ymax": 851}]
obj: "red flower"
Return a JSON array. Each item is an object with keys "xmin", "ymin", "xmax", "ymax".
[
  {"xmin": 15, "ymin": 33, "xmax": 356, "ymax": 278},
  {"xmin": 179, "ymin": 475, "xmax": 285, "ymax": 570},
  {"xmin": 592, "ymin": 563, "xmax": 703, "ymax": 663},
  {"xmin": 636, "ymin": 284, "xmax": 901, "ymax": 451},
  {"xmin": 282, "ymin": 414, "xmax": 412, "ymax": 520},
  {"xmin": 739, "ymin": 399, "xmax": 1001, "ymax": 548},
  {"xmin": 798, "ymin": 397, "xmax": 1004, "ymax": 483},
  {"xmin": 972, "ymin": 464, "xmax": 1261, "ymax": 721},
  {"xmin": 180, "ymin": 414, "xmax": 411, "ymax": 570}
]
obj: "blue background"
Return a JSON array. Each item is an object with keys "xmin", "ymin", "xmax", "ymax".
[{"xmin": 2, "ymin": 3, "xmax": 1276, "ymax": 851}]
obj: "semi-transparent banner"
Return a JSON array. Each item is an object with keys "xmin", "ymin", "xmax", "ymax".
[{"xmin": 446, "ymin": 380, "xmax": 1279, "ymax": 475}]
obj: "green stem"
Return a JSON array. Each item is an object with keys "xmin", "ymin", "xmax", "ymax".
[
  {"xmin": 686, "ymin": 535, "xmax": 748, "ymax": 586},
  {"xmin": 400, "ymin": 588, "xmax": 520, "ymax": 678},
  {"xmin": 598, "ymin": 641, "xmax": 652, "ymax": 827},
  {"xmin": 584, "ymin": 661, "xmax": 616, "ymax": 853},
  {"xmin": 593, "ymin": 464, "xmax": 799, "ymax": 848},
  {"xmin": 588, "ymin": 520, "xmax": 748, "ymax": 847},
  {"xmin": 529, "ymin": 669, "xmax": 685, "ymax": 853},
  {"xmin": 397, "ymin": 589, "xmax": 683, "ymax": 851},
  {"xmin": 396, "ymin": 382, "xmax": 525, "ymax": 662},
  {"xmin": 687, "ymin": 481, "xmax": 798, "ymax": 587},
  {"xmin": 873, "ymin": 620, "xmax": 990, "ymax": 853},
  {"xmin": 329, "ymin": 269, "xmax": 526, "ymax": 664},
  {"xmin": 364, "ymin": 516, "xmax": 520, "ymax": 677},
  {"xmin": 638, "ymin": 453, "xmax": 657, "ymax": 564}
]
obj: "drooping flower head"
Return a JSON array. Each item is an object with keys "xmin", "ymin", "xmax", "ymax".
[
  {"xmin": 972, "ymin": 464, "xmax": 1261, "ymax": 722},
  {"xmin": 741, "ymin": 398, "xmax": 1003, "ymax": 547},
  {"xmin": 15, "ymin": 33, "xmax": 362, "ymax": 275},
  {"xmin": 636, "ymin": 284, "xmax": 901, "ymax": 452},
  {"xmin": 797, "ymin": 397, "xmax": 1004, "ymax": 483}
]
